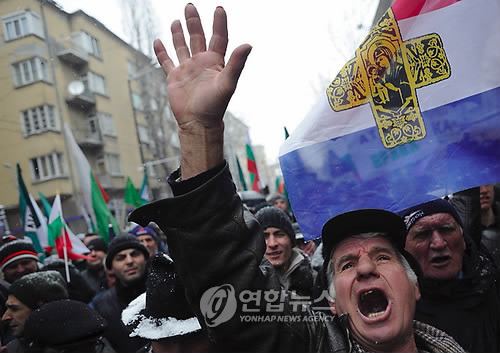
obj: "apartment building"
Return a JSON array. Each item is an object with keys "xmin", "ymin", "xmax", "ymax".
[{"xmin": 0, "ymin": 0, "xmax": 179, "ymax": 234}]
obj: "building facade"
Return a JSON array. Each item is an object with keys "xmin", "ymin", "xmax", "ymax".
[{"xmin": 0, "ymin": 0, "xmax": 178, "ymax": 235}]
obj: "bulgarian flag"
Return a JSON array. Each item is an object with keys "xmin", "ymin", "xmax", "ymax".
[
  {"xmin": 64, "ymin": 123, "xmax": 119, "ymax": 243},
  {"xmin": 246, "ymin": 134, "xmax": 261, "ymax": 192},
  {"xmin": 48, "ymin": 193, "xmax": 90, "ymax": 260}
]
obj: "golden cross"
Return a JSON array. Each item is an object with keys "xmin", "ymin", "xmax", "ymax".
[{"xmin": 327, "ymin": 9, "xmax": 451, "ymax": 148}]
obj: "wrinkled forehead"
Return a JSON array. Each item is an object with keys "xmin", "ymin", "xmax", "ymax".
[
  {"xmin": 330, "ymin": 235, "xmax": 396, "ymax": 264},
  {"xmin": 410, "ymin": 212, "xmax": 458, "ymax": 230}
]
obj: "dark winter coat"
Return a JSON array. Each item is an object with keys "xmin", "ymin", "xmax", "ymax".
[
  {"xmin": 90, "ymin": 279, "xmax": 147, "ymax": 353},
  {"xmin": 415, "ymin": 237, "xmax": 500, "ymax": 353},
  {"xmin": 130, "ymin": 162, "xmax": 464, "ymax": 353}
]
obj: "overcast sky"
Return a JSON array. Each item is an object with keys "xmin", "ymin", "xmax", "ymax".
[{"xmin": 57, "ymin": 0, "xmax": 378, "ymax": 164}]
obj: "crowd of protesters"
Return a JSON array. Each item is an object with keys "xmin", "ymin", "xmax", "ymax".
[{"xmin": 0, "ymin": 4, "xmax": 499, "ymax": 353}]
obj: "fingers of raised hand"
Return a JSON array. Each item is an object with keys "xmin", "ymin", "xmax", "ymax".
[
  {"xmin": 185, "ymin": 4, "xmax": 206, "ymax": 55},
  {"xmin": 208, "ymin": 6, "xmax": 229, "ymax": 57},
  {"xmin": 153, "ymin": 39, "xmax": 175, "ymax": 75},
  {"xmin": 171, "ymin": 20, "xmax": 190, "ymax": 63}
]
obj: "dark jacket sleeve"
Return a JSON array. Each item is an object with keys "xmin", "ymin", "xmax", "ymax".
[{"xmin": 129, "ymin": 163, "xmax": 349, "ymax": 352}]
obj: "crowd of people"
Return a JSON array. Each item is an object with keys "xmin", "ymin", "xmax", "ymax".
[{"xmin": 0, "ymin": 4, "xmax": 499, "ymax": 353}]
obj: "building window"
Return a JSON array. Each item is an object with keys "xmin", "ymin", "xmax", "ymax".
[
  {"xmin": 13, "ymin": 57, "xmax": 49, "ymax": 87},
  {"xmin": 98, "ymin": 112, "xmax": 116, "ymax": 136},
  {"xmin": 82, "ymin": 32, "xmax": 101, "ymax": 57},
  {"xmin": 137, "ymin": 125, "xmax": 150, "ymax": 144},
  {"xmin": 106, "ymin": 154, "xmax": 122, "ymax": 176},
  {"xmin": 3, "ymin": 10, "xmax": 44, "ymax": 41},
  {"xmin": 30, "ymin": 152, "xmax": 65, "ymax": 182},
  {"xmin": 131, "ymin": 92, "xmax": 144, "ymax": 111},
  {"xmin": 20, "ymin": 105, "xmax": 58, "ymax": 136},
  {"xmin": 127, "ymin": 61, "xmax": 136, "ymax": 78},
  {"xmin": 81, "ymin": 71, "xmax": 107, "ymax": 95}
]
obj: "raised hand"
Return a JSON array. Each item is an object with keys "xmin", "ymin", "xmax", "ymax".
[
  {"xmin": 154, "ymin": 4, "xmax": 251, "ymax": 178},
  {"xmin": 154, "ymin": 4, "xmax": 251, "ymax": 131}
]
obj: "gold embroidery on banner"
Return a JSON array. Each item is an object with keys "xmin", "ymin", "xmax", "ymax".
[{"xmin": 326, "ymin": 9, "xmax": 451, "ymax": 148}]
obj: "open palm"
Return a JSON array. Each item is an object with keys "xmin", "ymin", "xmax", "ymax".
[{"xmin": 154, "ymin": 5, "xmax": 251, "ymax": 130}]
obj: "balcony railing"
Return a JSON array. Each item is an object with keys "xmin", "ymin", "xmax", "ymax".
[
  {"xmin": 54, "ymin": 38, "xmax": 89, "ymax": 66},
  {"xmin": 74, "ymin": 128, "xmax": 103, "ymax": 149}
]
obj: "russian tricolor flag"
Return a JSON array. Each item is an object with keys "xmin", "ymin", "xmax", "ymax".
[{"xmin": 279, "ymin": 0, "xmax": 500, "ymax": 240}]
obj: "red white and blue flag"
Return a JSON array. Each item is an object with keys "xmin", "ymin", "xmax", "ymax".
[{"xmin": 279, "ymin": 0, "xmax": 500, "ymax": 240}]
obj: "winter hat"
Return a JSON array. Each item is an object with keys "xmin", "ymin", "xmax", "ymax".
[
  {"xmin": 86, "ymin": 238, "xmax": 108, "ymax": 253},
  {"xmin": 105, "ymin": 234, "xmax": 149, "ymax": 270},
  {"xmin": 8, "ymin": 271, "xmax": 68, "ymax": 310},
  {"xmin": 128, "ymin": 225, "xmax": 158, "ymax": 242},
  {"xmin": 321, "ymin": 209, "xmax": 423, "ymax": 284},
  {"xmin": 399, "ymin": 198, "xmax": 464, "ymax": 232},
  {"xmin": 268, "ymin": 193, "xmax": 287, "ymax": 204},
  {"xmin": 255, "ymin": 207, "xmax": 295, "ymax": 246},
  {"xmin": 122, "ymin": 253, "xmax": 202, "ymax": 340},
  {"xmin": 24, "ymin": 299, "xmax": 107, "ymax": 349},
  {"xmin": 322, "ymin": 209, "xmax": 407, "ymax": 261},
  {"xmin": 0, "ymin": 240, "xmax": 38, "ymax": 271}
]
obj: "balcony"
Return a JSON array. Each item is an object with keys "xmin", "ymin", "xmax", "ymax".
[
  {"xmin": 74, "ymin": 128, "xmax": 104, "ymax": 149},
  {"xmin": 54, "ymin": 38, "xmax": 89, "ymax": 67},
  {"xmin": 65, "ymin": 89, "xmax": 96, "ymax": 110}
]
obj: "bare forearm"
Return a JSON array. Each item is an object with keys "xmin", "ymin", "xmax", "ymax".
[{"xmin": 178, "ymin": 121, "xmax": 224, "ymax": 179}]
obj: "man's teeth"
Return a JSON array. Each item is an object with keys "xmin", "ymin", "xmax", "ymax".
[{"xmin": 368, "ymin": 311, "xmax": 385, "ymax": 318}]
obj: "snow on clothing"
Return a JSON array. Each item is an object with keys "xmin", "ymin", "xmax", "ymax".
[
  {"xmin": 90, "ymin": 279, "xmax": 147, "ymax": 353},
  {"xmin": 415, "ymin": 236, "xmax": 500, "ymax": 353},
  {"xmin": 130, "ymin": 162, "xmax": 464, "ymax": 353}
]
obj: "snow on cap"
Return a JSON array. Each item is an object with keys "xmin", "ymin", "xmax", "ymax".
[{"xmin": 121, "ymin": 253, "xmax": 201, "ymax": 340}]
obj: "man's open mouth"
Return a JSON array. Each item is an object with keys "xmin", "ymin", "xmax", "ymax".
[
  {"xmin": 359, "ymin": 289, "xmax": 388, "ymax": 319},
  {"xmin": 431, "ymin": 255, "xmax": 451, "ymax": 264}
]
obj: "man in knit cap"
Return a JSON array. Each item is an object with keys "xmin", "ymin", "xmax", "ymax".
[
  {"xmin": 401, "ymin": 198, "xmax": 500, "ymax": 352},
  {"xmin": 128, "ymin": 224, "xmax": 160, "ymax": 257},
  {"xmin": 0, "ymin": 240, "xmax": 39, "ymax": 284},
  {"xmin": 81, "ymin": 238, "xmax": 108, "ymax": 294},
  {"xmin": 90, "ymin": 234, "xmax": 149, "ymax": 353},
  {"xmin": 255, "ymin": 207, "xmax": 316, "ymax": 297},
  {"xmin": 23, "ymin": 299, "xmax": 108, "ymax": 353},
  {"xmin": 1, "ymin": 271, "xmax": 68, "ymax": 352}
]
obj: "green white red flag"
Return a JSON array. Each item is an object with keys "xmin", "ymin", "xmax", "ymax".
[
  {"xmin": 246, "ymin": 135, "xmax": 261, "ymax": 192},
  {"xmin": 48, "ymin": 193, "xmax": 90, "ymax": 260}
]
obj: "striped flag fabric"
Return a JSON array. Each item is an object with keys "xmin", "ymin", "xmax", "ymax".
[
  {"xmin": 17, "ymin": 164, "xmax": 48, "ymax": 255},
  {"xmin": 236, "ymin": 156, "xmax": 248, "ymax": 191},
  {"xmin": 64, "ymin": 123, "xmax": 119, "ymax": 243},
  {"xmin": 246, "ymin": 136, "xmax": 261, "ymax": 192},
  {"xmin": 48, "ymin": 193, "xmax": 89, "ymax": 260},
  {"xmin": 279, "ymin": 0, "xmax": 500, "ymax": 240}
]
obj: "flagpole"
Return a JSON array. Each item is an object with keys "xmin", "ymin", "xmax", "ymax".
[{"xmin": 61, "ymin": 225, "xmax": 71, "ymax": 283}]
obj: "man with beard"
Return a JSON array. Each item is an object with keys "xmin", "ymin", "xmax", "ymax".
[{"xmin": 90, "ymin": 234, "xmax": 149, "ymax": 353}]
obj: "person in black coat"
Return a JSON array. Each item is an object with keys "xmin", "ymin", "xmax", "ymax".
[
  {"xmin": 401, "ymin": 198, "xmax": 500, "ymax": 353},
  {"xmin": 90, "ymin": 234, "xmax": 149, "ymax": 353}
]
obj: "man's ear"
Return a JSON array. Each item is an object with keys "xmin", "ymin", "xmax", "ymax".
[
  {"xmin": 328, "ymin": 299, "xmax": 337, "ymax": 315},
  {"xmin": 414, "ymin": 282, "xmax": 421, "ymax": 302}
]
